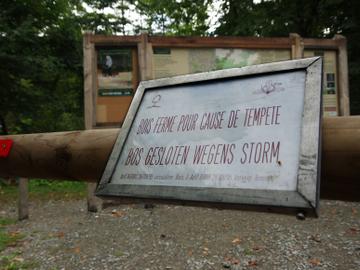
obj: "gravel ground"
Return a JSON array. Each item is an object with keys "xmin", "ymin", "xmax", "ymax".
[{"xmin": 0, "ymin": 199, "xmax": 359, "ymax": 270}]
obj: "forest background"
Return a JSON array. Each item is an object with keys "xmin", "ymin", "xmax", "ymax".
[{"xmin": 1, "ymin": 0, "xmax": 359, "ymax": 134}]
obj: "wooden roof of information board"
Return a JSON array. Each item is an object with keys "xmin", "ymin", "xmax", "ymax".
[
  {"xmin": 89, "ymin": 34, "xmax": 141, "ymax": 46},
  {"xmin": 148, "ymin": 36, "xmax": 292, "ymax": 49},
  {"xmin": 86, "ymin": 33, "xmax": 343, "ymax": 50}
]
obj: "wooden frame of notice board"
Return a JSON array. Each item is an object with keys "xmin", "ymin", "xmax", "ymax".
[{"xmin": 83, "ymin": 32, "xmax": 349, "ymax": 129}]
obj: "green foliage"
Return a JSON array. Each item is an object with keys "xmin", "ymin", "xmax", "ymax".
[
  {"xmin": 81, "ymin": 0, "xmax": 212, "ymax": 35},
  {"xmin": 339, "ymin": 1, "xmax": 360, "ymax": 115},
  {"xmin": 0, "ymin": 0, "xmax": 84, "ymax": 133},
  {"xmin": 136, "ymin": 0, "xmax": 211, "ymax": 35},
  {"xmin": 216, "ymin": 0, "xmax": 350, "ymax": 37},
  {"xmin": 80, "ymin": 0, "xmax": 136, "ymax": 34}
]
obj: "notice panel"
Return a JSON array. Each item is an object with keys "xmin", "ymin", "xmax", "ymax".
[
  {"xmin": 114, "ymin": 71, "xmax": 304, "ymax": 191},
  {"xmin": 97, "ymin": 57, "xmax": 322, "ymax": 213}
]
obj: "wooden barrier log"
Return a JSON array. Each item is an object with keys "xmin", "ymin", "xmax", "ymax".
[
  {"xmin": 321, "ymin": 116, "xmax": 360, "ymax": 201},
  {"xmin": 0, "ymin": 117, "xmax": 359, "ymax": 200},
  {"xmin": 0, "ymin": 129, "xmax": 119, "ymax": 182}
]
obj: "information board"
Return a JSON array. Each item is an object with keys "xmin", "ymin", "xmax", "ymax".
[
  {"xmin": 96, "ymin": 57, "xmax": 322, "ymax": 213},
  {"xmin": 304, "ymin": 50, "xmax": 338, "ymax": 116},
  {"xmin": 97, "ymin": 49, "xmax": 133, "ymax": 95},
  {"xmin": 95, "ymin": 48, "xmax": 138, "ymax": 126}
]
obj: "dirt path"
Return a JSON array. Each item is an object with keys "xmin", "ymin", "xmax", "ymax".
[{"xmin": 0, "ymin": 199, "xmax": 359, "ymax": 270}]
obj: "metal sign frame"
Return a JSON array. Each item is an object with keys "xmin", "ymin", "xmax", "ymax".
[{"xmin": 96, "ymin": 57, "xmax": 322, "ymax": 213}]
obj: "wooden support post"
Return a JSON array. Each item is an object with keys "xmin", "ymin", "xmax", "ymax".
[
  {"xmin": 334, "ymin": 35, "xmax": 350, "ymax": 116},
  {"xmin": 86, "ymin": 184, "xmax": 102, "ymax": 213},
  {"xmin": 138, "ymin": 32, "xmax": 148, "ymax": 81},
  {"xmin": 145, "ymin": 36, "xmax": 153, "ymax": 80},
  {"xmin": 83, "ymin": 31, "xmax": 96, "ymax": 130},
  {"xmin": 290, "ymin": 33, "xmax": 304, "ymax": 59},
  {"xmin": 87, "ymin": 182, "xmax": 100, "ymax": 212},
  {"xmin": 18, "ymin": 178, "xmax": 29, "ymax": 220},
  {"xmin": 83, "ymin": 32, "xmax": 102, "ymax": 212},
  {"xmin": 137, "ymin": 32, "xmax": 154, "ymax": 81}
]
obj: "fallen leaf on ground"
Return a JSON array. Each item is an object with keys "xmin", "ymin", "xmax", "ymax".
[
  {"xmin": 73, "ymin": 247, "xmax": 81, "ymax": 254},
  {"xmin": 111, "ymin": 210, "xmax": 125, "ymax": 217},
  {"xmin": 232, "ymin": 237, "xmax": 241, "ymax": 244},
  {"xmin": 224, "ymin": 256, "xmax": 240, "ymax": 265},
  {"xmin": 224, "ymin": 255, "xmax": 231, "ymax": 261},
  {"xmin": 248, "ymin": 260, "xmax": 258, "ymax": 267},
  {"xmin": 56, "ymin": 231, "xmax": 65, "ymax": 238},
  {"xmin": 9, "ymin": 231, "xmax": 21, "ymax": 237},
  {"xmin": 13, "ymin": 256, "xmax": 24, "ymax": 263},
  {"xmin": 349, "ymin": 227, "xmax": 360, "ymax": 234},
  {"xmin": 309, "ymin": 258, "xmax": 321, "ymax": 266}
]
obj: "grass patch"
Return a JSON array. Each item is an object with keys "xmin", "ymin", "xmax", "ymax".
[
  {"xmin": 0, "ymin": 252, "xmax": 38, "ymax": 270},
  {"xmin": 0, "ymin": 218, "xmax": 16, "ymax": 227},
  {"xmin": 0, "ymin": 179, "xmax": 86, "ymax": 202},
  {"xmin": 0, "ymin": 183, "xmax": 17, "ymax": 202},
  {"xmin": 0, "ymin": 218, "xmax": 23, "ymax": 252},
  {"xmin": 0, "ymin": 220, "xmax": 33, "ymax": 269},
  {"xmin": 29, "ymin": 179, "xmax": 86, "ymax": 200}
]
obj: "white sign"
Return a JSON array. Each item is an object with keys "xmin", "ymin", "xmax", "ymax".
[{"xmin": 97, "ymin": 57, "xmax": 322, "ymax": 213}]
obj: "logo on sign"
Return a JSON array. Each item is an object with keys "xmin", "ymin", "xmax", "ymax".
[
  {"xmin": 253, "ymin": 80, "xmax": 284, "ymax": 95},
  {"xmin": 148, "ymin": 94, "xmax": 162, "ymax": 109}
]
